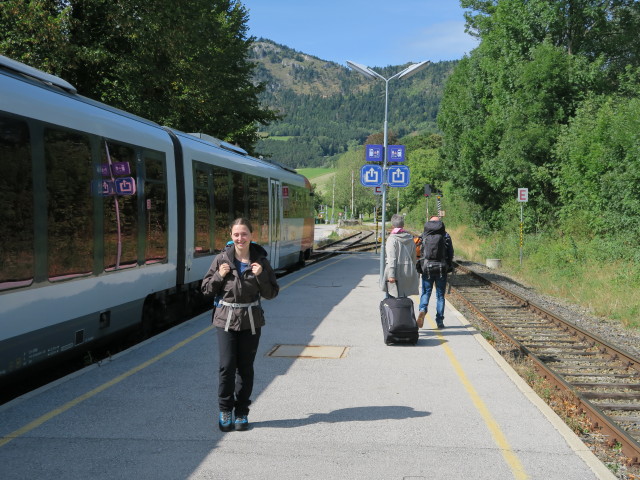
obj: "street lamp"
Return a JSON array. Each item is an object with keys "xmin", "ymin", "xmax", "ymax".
[{"xmin": 346, "ymin": 60, "xmax": 430, "ymax": 280}]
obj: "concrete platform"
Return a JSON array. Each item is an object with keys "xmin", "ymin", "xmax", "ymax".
[{"xmin": 0, "ymin": 254, "xmax": 615, "ymax": 479}]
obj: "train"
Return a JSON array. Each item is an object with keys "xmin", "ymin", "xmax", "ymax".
[{"xmin": 0, "ymin": 55, "xmax": 315, "ymax": 381}]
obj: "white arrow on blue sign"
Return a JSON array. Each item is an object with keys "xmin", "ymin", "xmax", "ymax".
[
  {"xmin": 360, "ymin": 164, "xmax": 383, "ymax": 187},
  {"xmin": 388, "ymin": 165, "xmax": 410, "ymax": 187}
]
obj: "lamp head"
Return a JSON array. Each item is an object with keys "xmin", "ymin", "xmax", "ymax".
[
  {"xmin": 397, "ymin": 60, "xmax": 430, "ymax": 80},
  {"xmin": 346, "ymin": 60, "xmax": 383, "ymax": 80}
]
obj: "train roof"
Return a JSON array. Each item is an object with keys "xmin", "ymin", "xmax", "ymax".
[
  {"xmin": 0, "ymin": 55, "xmax": 77, "ymax": 93},
  {"xmin": 173, "ymin": 130, "xmax": 307, "ymax": 185},
  {"xmin": 0, "ymin": 55, "xmax": 309, "ymax": 186}
]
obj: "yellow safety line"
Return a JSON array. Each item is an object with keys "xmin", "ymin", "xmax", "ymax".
[
  {"xmin": 0, "ymin": 255, "xmax": 350, "ymax": 448},
  {"xmin": 428, "ymin": 315, "xmax": 529, "ymax": 480},
  {"xmin": 0, "ymin": 325, "xmax": 214, "ymax": 448}
]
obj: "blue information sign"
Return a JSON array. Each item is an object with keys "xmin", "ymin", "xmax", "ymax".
[
  {"xmin": 360, "ymin": 164, "xmax": 383, "ymax": 187},
  {"xmin": 388, "ymin": 165, "xmax": 410, "ymax": 187},
  {"xmin": 365, "ymin": 144, "xmax": 383, "ymax": 162},
  {"xmin": 389, "ymin": 145, "xmax": 405, "ymax": 162}
]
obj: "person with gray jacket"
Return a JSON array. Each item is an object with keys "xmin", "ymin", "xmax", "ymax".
[
  {"xmin": 380, "ymin": 214, "xmax": 420, "ymax": 298},
  {"xmin": 201, "ymin": 218, "xmax": 279, "ymax": 432}
]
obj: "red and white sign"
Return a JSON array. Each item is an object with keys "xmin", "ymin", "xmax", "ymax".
[
  {"xmin": 282, "ymin": 186, "xmax": 289, "ymax": 198},
  {"xmin": 517, "ymin": 188, "xmax": 528, "ymax": 202},
  {"xmin": 373, "ymin": 186, "xmax": 383, "ymax": 195}
]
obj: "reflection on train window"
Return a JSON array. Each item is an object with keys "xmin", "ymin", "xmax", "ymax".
[
  {"xmin": 103, "ymin": 141, "xmax": 138, "ymax": 270},
  {"xmin": 0, "ymin": 116, "xmax": 33, "ymax": 290},
  {"xmin": 231, "ymin": 170, "xmax": 245, "ymax": 220},
  {"xmin": 45, "ymin": 129, "xmax": 93, "ymax": 280},
  {"xmin": 192, "ymin": 164, "xmax": 271, "ymax": 255},
  {"xmin": 144, "ymin": 154, "xmax": 167, "ymax": 263},
  {"xmin": 194, "ymin": 162, "xmax": 214, "ymax": 255},
  {"xmin": 283, "ymin": 183, "xmax": 313, "ymax": 218},
  {"xmin": 248, "ymin": 174, "xmax": 269, "ymax": 245},
  {"xmin": 258, "ymin": 179, "xmax": 269, "ymax": 244},
  {"xmin": 213, "ymin": 167, "xmax": 231, "ymax": 252}
]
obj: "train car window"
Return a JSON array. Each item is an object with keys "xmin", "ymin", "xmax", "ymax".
[
  {"xmin": 247, "ymin": 175, "xmax": 268, "ymax": 245},
  {"xmin": 44, "ymin": 129, "xmax": 94, "ymax": 280},
  {"xmin": 0, "ymin": 116, "xmax": 34, "ymax": 290},
  {"xmin": 193, "ymin": 162, "xmax": 214, "ymax": 256},
  {"xmin": 231, "ymin": 170, "xmax": 245, "ymax": 220},
  {"xmin": 282, "ymin": 184, "xmax": 296, "ymax": 218},
  {"xmin": 212, "ymin": 167, "xmax": 231, "ymax": 252},
  {"xmin": 281, "ymin": 184, "xmax": 313, "ymax": 219},
  {"xmin": 282, "ymin": 184, "xmax": 291, "ymax": 217},
  {"xmin": 102, "ymin": 141, "xmax": 138, "ymax": 270},
  {"xmin": 247, "ymin": 174, "xmax": 260, "ymax": 234},
  {"xmin": 143, "ymin": 154, "xmax": 167, "ymax": 263},
  {"xmin": 258, "ymin": 179, "xmax": 269, "ymax": 244}
]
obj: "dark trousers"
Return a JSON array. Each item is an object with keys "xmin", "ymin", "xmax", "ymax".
[{"xmin": 216, "ymin": 327, "xmax": 261, "ymax": 415}]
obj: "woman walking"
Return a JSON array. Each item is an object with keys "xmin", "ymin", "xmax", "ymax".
[{"xmin": 380, "ymin": 213, "xmax": 420, "ymax": 299}]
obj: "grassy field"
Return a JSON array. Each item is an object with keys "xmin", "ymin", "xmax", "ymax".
[
  {"xmin": 296, "ymin": 168, "xmax": 334, "ymax": 179},
  {"xmin": 297, "ymin": 168, "xmax": 336, "ymax": 195}
]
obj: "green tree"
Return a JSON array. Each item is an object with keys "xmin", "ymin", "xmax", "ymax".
[
  {"xmin": 0, "ymin": 0, "xmax": 71, "ymax": 72},
  {"xmin": 441, "ymin": 0, "xmax": 638, "ymax": 228},
  {"xmin": 554, "ymin": 92, "xmax": 640, "ymax": 245},
  {"xmin": 0, "ymin": 0, "xmax": 278, "ymax": 151}
]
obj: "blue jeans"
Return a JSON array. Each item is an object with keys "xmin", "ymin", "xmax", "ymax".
[{"xmin": 419, "ymin": 273, "xmax": 447, "ymax": 323}]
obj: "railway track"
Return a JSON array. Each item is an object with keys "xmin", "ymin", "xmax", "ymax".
[
  {"xmin": 310, "ymin": 230, "xmax": 379, "ymax": 262},
  {"xmin": 448, "ymin": 262, "xmax": 640, "ymax": 465}
]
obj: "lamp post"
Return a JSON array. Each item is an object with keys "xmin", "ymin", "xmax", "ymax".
[{"xmin": 346, "ymin": 60, "xmax": 430, "ymax": 280}]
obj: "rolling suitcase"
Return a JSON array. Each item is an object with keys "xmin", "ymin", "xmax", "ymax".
[{"xmin": 380, "ymin": 281, "xmax": 418, "ymax": 345}]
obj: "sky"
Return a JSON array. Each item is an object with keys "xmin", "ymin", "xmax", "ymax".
[{"xmin": 239, "ymin": 0, "xmax": 479, "ymax": 69}]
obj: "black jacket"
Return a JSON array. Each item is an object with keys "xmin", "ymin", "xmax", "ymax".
[{"xmin": 201, "ymin": 243, "xmax": 279, "ymax": 331}]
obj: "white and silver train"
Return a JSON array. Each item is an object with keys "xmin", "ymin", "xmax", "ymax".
[{"xmin": 0, "ymin": 55, "xmax": 314, "ymax": 380}]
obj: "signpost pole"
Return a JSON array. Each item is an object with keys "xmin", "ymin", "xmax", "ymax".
[
  {"xmin": 380, "ymin": 78, "xmax": 390, "ymax": 279},
  {"xmin": 347, "ymin": 60, "xmax": 430, "ymax": 282},
  {"xmin": 517, "ymin": 188, "xmax": 528, "ymax": 266},
  {"xmin": 520, "ymin": 203, "xmax": 524, "ymax": 266}
]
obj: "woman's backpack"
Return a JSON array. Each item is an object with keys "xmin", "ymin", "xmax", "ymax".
[{"xmin": 419, "ymin": 220, "xmax": 448, "ymax": 278}]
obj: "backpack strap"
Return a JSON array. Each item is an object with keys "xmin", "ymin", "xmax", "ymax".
[{"xmin": 219, "ymin": 299, "xmax": 261, "ymax": 334}]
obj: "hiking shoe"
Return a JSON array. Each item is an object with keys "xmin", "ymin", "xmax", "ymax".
[
  {"xmin": 234, "ymin": 413, "xmax": 249, "ymax": 431},
  {"xmin": 219, "ymin": 411, "xmax": 233, "ymax": 432},
  {"xmin": 416, "ymin": 311, "xmax": 426, "ymax": 328}
]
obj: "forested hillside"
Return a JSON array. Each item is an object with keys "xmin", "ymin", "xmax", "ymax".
[{"xmin": 249, "ymin": 40, "xmax": 456, "ymax": 168}]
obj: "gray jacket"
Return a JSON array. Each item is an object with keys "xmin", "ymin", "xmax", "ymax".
[{"xmin": 380, "ymin": 232, "xmax": 420, "ymax": 297}]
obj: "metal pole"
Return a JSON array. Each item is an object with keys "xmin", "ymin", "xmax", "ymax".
[
  {"xmin": 380, "ymin": 78, "xmax": 389, "ymax": 279},
  {"xmin": 331, "ymin": 175, "xmax": 335, "ymax": 224},
  {"xmin": 520, "ymin": 203, "xmax": 524, "ymax": 265},
  {"xmin": 351, "ymin": 170, "xmax": 354, "ymax": 219}
]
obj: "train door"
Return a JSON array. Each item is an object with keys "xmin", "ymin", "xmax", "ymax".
[{"xmin": 269, "ymin": 179, "xmax": 281, "ymax": 268}]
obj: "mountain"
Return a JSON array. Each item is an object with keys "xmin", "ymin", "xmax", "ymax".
[{"xmin": 249, "ymin": 39, "xmax": 457, "ymax": 168}]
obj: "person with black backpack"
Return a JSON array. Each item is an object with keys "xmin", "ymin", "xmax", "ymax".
[{"xmin": 416, "ymin": 216, "xmax": 454, "ymax": 329}]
